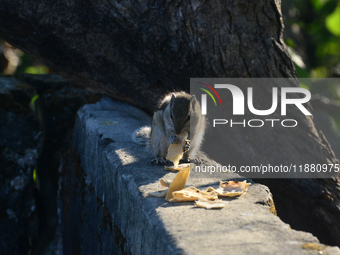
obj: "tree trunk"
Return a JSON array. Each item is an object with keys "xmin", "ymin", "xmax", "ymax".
[
  {"xmin": 0, "ymin": 0, "xmax": 295, "ymax": 110},
  {"xmin": 0, "ymin": 0, "xmax": 339, "ymax": 246}
]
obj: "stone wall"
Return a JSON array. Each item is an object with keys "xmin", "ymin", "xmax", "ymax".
[{"xmin": 63, "ymin": 98, "xmax": 340, "ymax": 255}]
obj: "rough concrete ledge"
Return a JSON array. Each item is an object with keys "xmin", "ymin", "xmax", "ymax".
[{"xmin": 63, "ymin": 98, "xmax": 340, "ymax": 255}]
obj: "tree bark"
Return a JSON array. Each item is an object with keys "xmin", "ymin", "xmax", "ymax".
[
  {"xmin": 0, "ymin": 0, "xmax": 339, "ymax": 247},
  {"xmin": 0, "ymin": 0, "xmax": 295, "ymax": 110}
]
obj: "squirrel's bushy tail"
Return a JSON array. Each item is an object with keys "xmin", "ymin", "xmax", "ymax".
[{"xmin": 131, "ymin": 126, "xmax": 151, "ymax": 146}]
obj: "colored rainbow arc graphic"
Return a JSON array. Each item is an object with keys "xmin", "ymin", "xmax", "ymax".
[{"xmin": 197, "ymin": 82, "xmax": 223, "ymax": 106}]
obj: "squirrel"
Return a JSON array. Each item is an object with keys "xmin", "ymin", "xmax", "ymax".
[{"xmin": 133, "ymin": 91, "xmax": 206, "ymax": 164}]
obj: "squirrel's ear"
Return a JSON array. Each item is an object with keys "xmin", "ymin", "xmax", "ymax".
[
  {"xmin": 190, "ymin": 95, "xmax": 196, "ymax": 102},
  {"xmin": 170, "ymin": 93, "xmax": 176, "ymax": 106}
]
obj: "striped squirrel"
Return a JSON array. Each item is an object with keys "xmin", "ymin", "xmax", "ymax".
[{"xmin": 133, "ymin": 91, "xmax": 206, "ymax": 164}]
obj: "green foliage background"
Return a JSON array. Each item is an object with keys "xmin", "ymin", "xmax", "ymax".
[{"xmin": 283, "ymin": 0, "xmax": 340, "ymax": 78}]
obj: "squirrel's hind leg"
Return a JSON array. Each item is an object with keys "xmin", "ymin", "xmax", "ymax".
[{"xmin": 150, "ymin": 111, "xmax": 170, "ymax": 165}]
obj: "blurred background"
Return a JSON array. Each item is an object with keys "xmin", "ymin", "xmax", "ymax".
[
  {"xmin": 0, "ymin": 39, "xmax": 49, "ymax": 76},
  {"xmin": 280, "ymin": 0, "xmax": 340, "ymax": 156},
  {"xmin": 282, "ymin": 0, "xmax": 340, "ymax": 79}
]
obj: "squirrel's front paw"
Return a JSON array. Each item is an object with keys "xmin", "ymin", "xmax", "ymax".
[
  {"xmin": 183, "ymin": 139, "xmax": 190, "ymax": 152},
  {"xmin": 170, "ymin": 135, "xmax": 180, "ymax": 144},
  {"xmin": 180, "ymin": 158, "xmax": 190, "ymax": 164}
]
